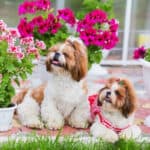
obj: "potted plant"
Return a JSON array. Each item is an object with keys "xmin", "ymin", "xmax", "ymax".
[
  {"xmin": 133, "ymin": 46, "xmax": 150, "ymax": 98},
  {"xmin": 0, "ymin": 20, "xmax": 46, "ymax": 131},
  {"xmin": 17, "ymin": 0, "xmax": 119, "ymax": 69}
]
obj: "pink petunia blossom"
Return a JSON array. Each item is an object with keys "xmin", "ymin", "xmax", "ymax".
[
  {"xmin": 58, "ymin": 8, "xmax": 76, "ymax": 26},
  {"xmin": 85, "ymin": 9, "xmax": 107, "ymax": 24},
  {"xmin": 26, "ymin": 47, "xmax": 38, "ymax": 54},
  {"xmin": 8, "ymin": 45, "xmax": 21, "ymax": 53},
  {"xmin": 2, "ymin": 34, "xmax": 14, "ymax": 45},
  {"xmin": 133, "ymin": 46, "xmax": 146, "ymax": 59},
  {"xmin": 101, "ymin": 31, "xmax": 119, "ymax": 49},
  {"xmin": 30, "ymin": 16, "xmax": 44, "ymax": 28},
  {"xmin": 77, "ymin": 9, "xmax": 119, "ymax": 49},
  {"xmin": 77, "ymin": 19, "xmax": 93, "ymax": 32},
  {"xmin": 108, "ymin": 19, "xmax": 119, "ymax": 32},
  {"xmin": 35, "ymin": 0, "xmax": 51, "ymax": 11},
  {"xmin": 15, "ymin": 52, "xmax": 25, "ymax": 59},
  {"xmin": 51, "ymin": 22, "xmax": 61, "ymax": 34},
  {"xmin": 38, "ymin": 19, "xmax": 49, "ymax": 34},
  {"xmin": 20, "ymin": 37, "xmax": 34, "ymax": 46},
  {"xmin": 0, "ymin": 20, "xmax": 7, "ymax": 31},
  {"xmin": 18, "ymin": 18, "xmax": 33, "ymax": 37},
  {"xmin": 18, "ymin": 1, "xmax": 35, "ymax": 15},
  {"xmin": 79, "ymin": 28, "xmax": 97, "ymax": 46},
  {"xmin": 9, "ymin": 28, "xmax": 20, "ymax": 38},
  {"xmin": 26, "ymin": 47, "xmax": 40, "ymax": 59},
  {"xmin": 35, "ymin": 40, "xmax": 46, "ymax": 49}
]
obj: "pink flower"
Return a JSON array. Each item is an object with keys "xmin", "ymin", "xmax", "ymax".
[
  {"xmin": 35, "ymin": 40, "xmax": 46, "ymax": 49},
  {"xmin": 46, "ymin": 13, "xmax": 55, "ymax": 26},
  {"xmin": 58, "ymin": 8, "xmax": 76, "ymax": 26},
  {"xmin": 30, "ymin": 16, "xmax": 44, "ymax": 27},
  {"xmin": 18, "ymin": 1, "xmax": 35, "ymax": 15},
  {"xmin": 51, "ymin": 22, "xmax": 61, "ymax": 34},
  {"xmin": 77, "ymin": 19, "xmax": 93, "ymax": 32},
  {"xmin": 133, "ymin": 46, "xmax": 146, "ymax": 59},
  {"xmin": 108, "ymin": 19, "xmax": 119, "ymax": 32},
  {"xmin": 9, "ymin": 28, "xmax": 20, "ymax": 38},
  {"xmin": 8, "ymin": 45, "xmax": 21, "ymax": 53},
  {"xmin": 26, "ymin": 47, "xmax": 40, "ymax": 59},
  {"xmin": 79, "ymin": 28, "xmax": 97, "ymax": 46},
  {"xmin": 20, "ymin": 37, "xmax": 34, "ymax": 46},
  {"xmin": 3, "ymin": 34, "xmax": 14, "ymax": 45},
  {"xmin": 26, "ymin": 47, "xmax": 38, "ymax": 54},
  {"xmin": 38, "ymin": 19, "xmax": 49, "ymax": 34},
  {"xmin": 35, "ymin": 0, "xmax": 51, "ymax": 11},
  {"xmin": 77, "ymin": 9, "xmax": 119, "ymax": 49},
  {"xmin": 18, "ymin": 0, "xmax": 51, "ymax": 15},
  {"xmin": 15, "ymin": 52, "xmax": 25, "ymax": 59},
  {"xmin": 85, "ymin": 9, "xmax": 107, "ymax": 24},
  {"xmin": 101, "ymin": 31, "xmax": 119, "ymax": 49},
  {"xmin": 0, "ymin": 20, "xmax": 7, "ymax": 31},
  {"xmin": 18, "ymin": 18, "xmax": 33, "ymax": 37}
]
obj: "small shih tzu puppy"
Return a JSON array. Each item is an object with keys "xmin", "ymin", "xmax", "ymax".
[
  {"xmin": 16, "ymin": 37, "xmax": 90, "ymax": 129},
  {"xmin": 89, "ymin": 77, "xmax": 141, "ymax": 142}
]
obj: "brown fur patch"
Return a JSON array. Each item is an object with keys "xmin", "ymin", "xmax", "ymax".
[
  {"xmin": 121, "ymin": 79, "xmax": 137, "ymax": 118},
  {"xmin": 12, "ymin": 84, "xmax": 46, "ymax": 105},
  {"xmin": 12, "ymin": 88, "xmax": 29, "ymax": 104},
  {"xmin": 31, "ymin": 84, "xmax": 46, "ymax": 105},
  {"xmin": 68, "ymin": 40, "xmax": 88, "ymax": 81},
  {"xmin": 82, "ymin": 80, "xmax": 88, "ymax": 94},
  {"xmin": 103, "ymin": 77, "xmax": 137, "ymax": 118}
]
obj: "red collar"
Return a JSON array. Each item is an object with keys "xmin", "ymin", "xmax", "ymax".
[{"xmin": 88, "ymin": 94, "xmax": 130, "ymax": 134}]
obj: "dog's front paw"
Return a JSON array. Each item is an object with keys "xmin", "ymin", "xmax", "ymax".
[
  {"xmin": 90, "ymin": 122, "xmax": 118, "ymax": 143},
  {"xmin": 24, "ymin": 119, "xmax": 44, "ymax": 129},
  {"xmin": 104, "ymin": 130, "xmax": 119, "ymax": 143},
  {"xmin": 68, "ymin": 115, "xmax": 89, "ymax": 129},
  {"xmin": 46, "ymin": 115, "xmax": 64, "ymax": 130},
  {"xmin": 119, "ymin": 125, "xmax": 141, "ymax": 139}
]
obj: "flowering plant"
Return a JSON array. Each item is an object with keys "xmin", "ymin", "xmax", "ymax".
[
  {"xmin": 133, "ymin": 46, "xmax": 150, "ymax": 62},
  {"xmin": 0, "ymin": 20, "xmax": 46, "ymax": 107},
  {"xmin": 18, "ymin": 0, "xmax": 119, "ymax": 68},
  {"xmin": 76, "ymin": 9, "xmax": 119, "ymax": 68},
  {"xmin": 18, "ymin": 0, "xmax": 75, "ymax": 56}
]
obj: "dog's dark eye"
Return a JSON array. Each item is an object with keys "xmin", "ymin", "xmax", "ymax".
[
  {"xmin": 115, "ymin": 90, "xmax": 120, "ymax": 96},
  {"xmin": 63, "ymin": 52, "xmax": 69, "ymax": 57}
]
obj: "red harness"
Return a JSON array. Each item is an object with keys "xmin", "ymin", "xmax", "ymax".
[{"xmin": 88, "ymin": 94, "xmax": 130, "ymax": 134}]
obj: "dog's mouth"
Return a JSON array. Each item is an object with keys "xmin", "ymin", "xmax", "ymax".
[
  {"xmin": 51, "ymin": 60, "xmax": 63, "ymax": 67},
  {"xmin": 104, "ymin": 97, "xmax": 112, "ymax": 103}
]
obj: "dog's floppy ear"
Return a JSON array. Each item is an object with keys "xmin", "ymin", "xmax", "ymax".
[
  {"xmin": 121, "ymin": 79, "xmax": 137, "ymax": 118},
  {"xmin": 45, "ymin": 58, "xmax": 51, "ymax": 72},
  {"xmin": 69, "ymin": 40, "xmax": 88, "ymax": 81}
]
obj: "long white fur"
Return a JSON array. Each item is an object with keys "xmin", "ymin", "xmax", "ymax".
[
  {"xmin": 17, "ymin": 71, "xmax": 90, "ymax": 129},
  {"xmin": 90, "ymin": 104, "xmax": 141, "ymax": 142}
]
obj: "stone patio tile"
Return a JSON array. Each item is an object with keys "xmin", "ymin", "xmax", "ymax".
[
  {"xmin": 0, "ymin": 127, "xmax": 19, "ymax": 137},
  {"xmin": 19, "ymin": 126, "xmax": 89, "ymax": 136},
  {"xmin": 140, "ymin": 125, "xmax": 150, "ymax": 135}
]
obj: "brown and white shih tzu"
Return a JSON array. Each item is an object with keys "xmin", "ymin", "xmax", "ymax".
[
  {"xmin": 89, "ymin": 77, "xmax": 141, "ymax": 142},
  {"xmin": 16, "ymin": 37, "xmax": 90, "ymax": 129}
]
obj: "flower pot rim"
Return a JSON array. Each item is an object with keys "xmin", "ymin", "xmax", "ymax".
[
  {"xmin": 0, "ymin": 103, "xmax": 17, "ymax": 111},
  {"xmin": 139, "ymin": 59, "xmax": 150, "ymax": 67}
]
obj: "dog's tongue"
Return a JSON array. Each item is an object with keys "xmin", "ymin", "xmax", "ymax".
[{"xmin": 52, "ymin": 60, "xmax": 59, "ymax": 65}]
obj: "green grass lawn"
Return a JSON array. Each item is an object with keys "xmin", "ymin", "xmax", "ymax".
[{"xmin": 1, "ymin": 135, "xmax": 150, "ymax": 150}]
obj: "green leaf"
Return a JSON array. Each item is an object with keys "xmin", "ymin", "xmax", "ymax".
[
  {"xmin": 20, "ymin": 73, "xmax": 27, "ymax": 80},
  {"xmin": 7, "ymin": 63, "xmax": 16, "ymax": 72}
]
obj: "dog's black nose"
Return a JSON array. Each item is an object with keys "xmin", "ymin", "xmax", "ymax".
[
  {"xmin": 106, "ymin": 91, "xmax": 111, "ymax": 98},
  {"xmin": 53, "ymin": 52, "xmax": 60, "ymax": 61}
]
